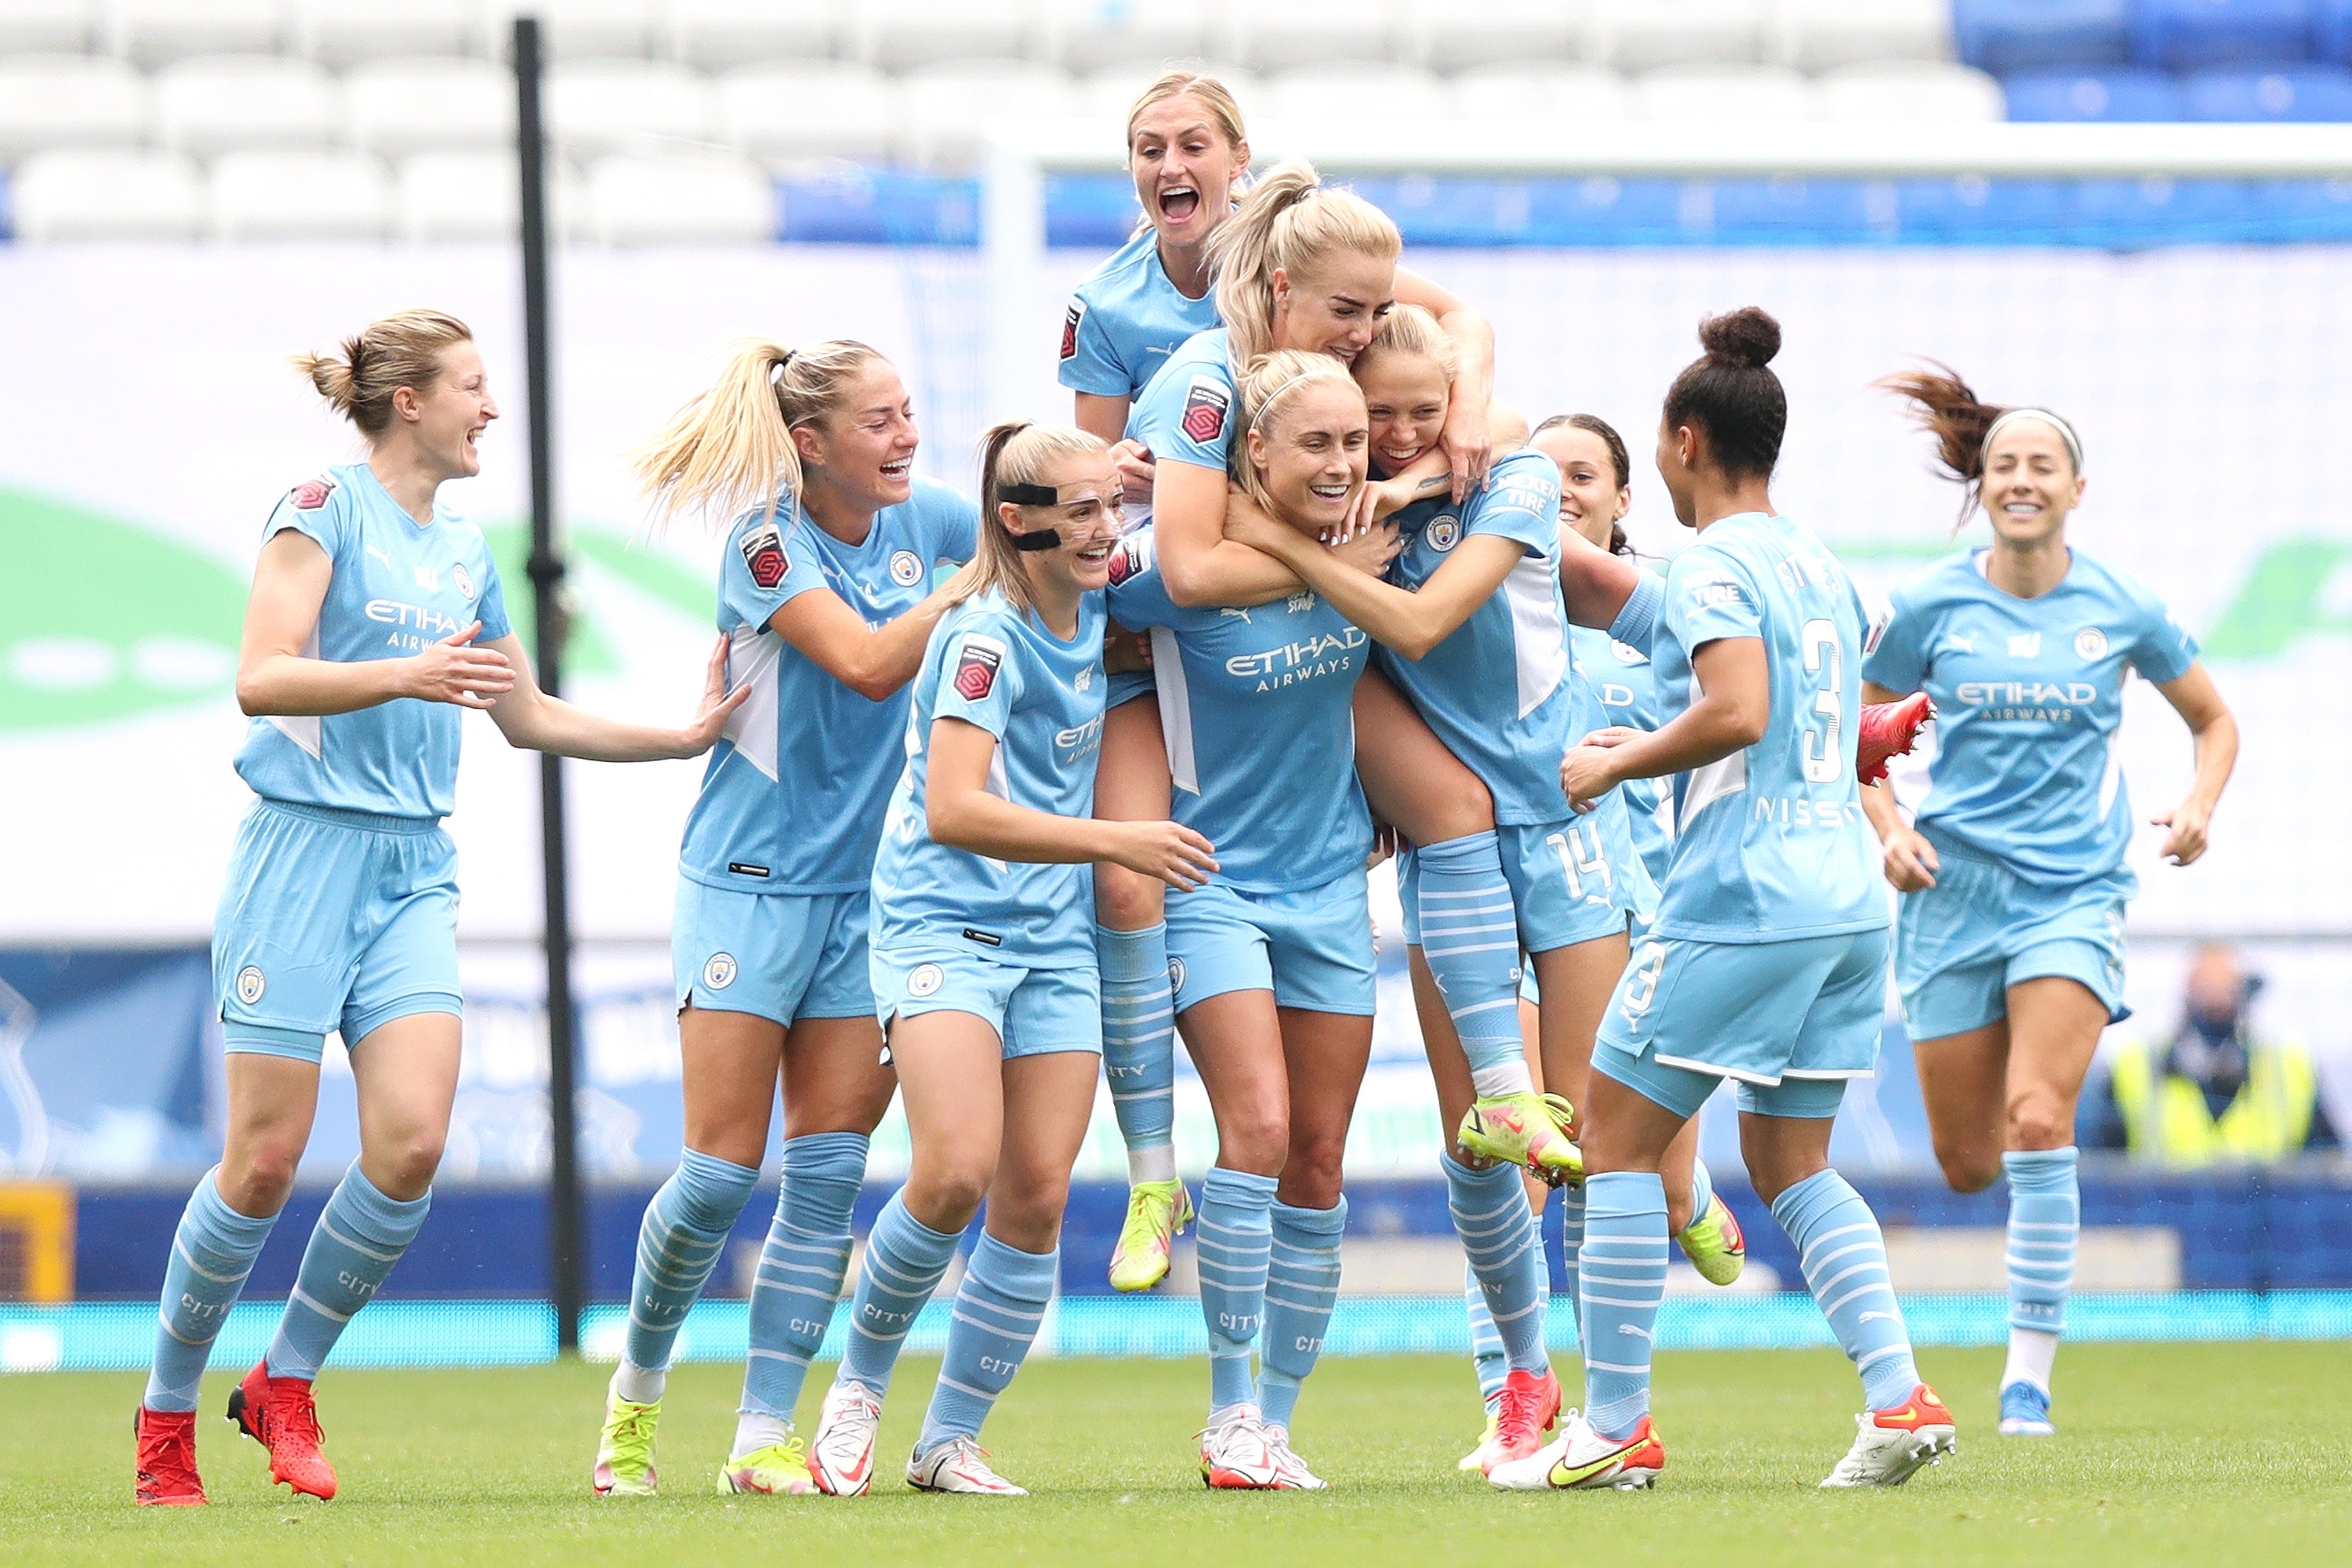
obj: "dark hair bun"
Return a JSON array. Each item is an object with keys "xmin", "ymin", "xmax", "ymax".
[{"xmin": 1697, "ymin": 307, "xmax": 1780, "ymax": 370}]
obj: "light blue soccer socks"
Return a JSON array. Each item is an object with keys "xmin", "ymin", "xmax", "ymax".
[
  {"xmin": 266, "ymin": 1163, "xmax": 431, "ymax": 1382},
  {"xmin": 2002, "ymin": 1146, "xmax": 2079, "ymax": 1396},
  {"xmin": 839, "ymin": 1192, "xmax": 962, "ymax": 1396},
  {"xmin": 615, "ymin": 1148, "xmax": 757, "ymax": 1398},
  {"xmin": 145, "ymin": 1167, "xmax": 279, "ymax": 1412},
  {"xmin": 1772, "ymin": 1169, "xmax": 1921, "ymax": 1412},
  {"xmin": 1578, "ymin": 1171, "xmax": 1669, "ymax": 1439},
  {"xmin": 1196, "ymin": 1166, "xmax": 1277, "ymax": 1416},
  {"xmin": 1684, "ymin": 1156, "xmax": 1715, "ymax": 1231},
  {"xmin": 1258, "ymin": 1198, "xmax": 1346, "ymax": 1432},
  {"xmin": 1443, "ymin": 1155, "xmax": 1548, "ymax": 1376},
  {"xmin": 1465, "ymin": 1265, "xmax": 1507, "ymax": 1409},
  {"xmin": 1414, "ymin": 833, "xmax": 1530, "ymax": 1091},
  {"xmin": 1558, "ymin": 1179, "xmax": 1587, "ymax": 1345},
  {"xmin": 742, "ymin": 1132, "xmax": 869, "ymax": 1421},
  {"xmin": 916, "ymin": 1233, "xmax": 1058, "ymax": 1456},
  {"xmin": 1098, "ymin": 924, "xmax": 1178, "ymax": 1182}
]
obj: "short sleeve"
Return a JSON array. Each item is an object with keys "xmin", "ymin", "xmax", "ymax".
[
  {"xmin": 1131, "ymin": 359, "xmax": 1234, "ymax": 473},
  {"xmin": 932, "ymin": 618, "xmax": 1025, "ymax": 739},
  {"xmin": 263, "ymin": 473, "xmax": 348, "ymax": 558},
  {"xmin": 471, "ymin": 546, "xmax": 514, "ymax": 641},
  {"xmin": 1860, "ymin": 576, "xmax": 1932, "ymax": 694},
  {"xmin": 1610, "ymin": 569, "xmax": 1664, "ymax": 650},
  {"xmin": 1464, "ymin": 455, "xmax": 1557, "ymax": 556},
  {"xmin": 2125, "ymin": 578, "xmax": 2198, "ymax": 684},
  {"xmin": 1104, "ymin": 532, "xmax": 1177, "ymax": 630},
  {"xmin": 717, "ymin": 509, "xmax": 823, "ymax": 632},
  {"xmin": 1664, "ymin": 546, "xmax": 1763, "ymax": 651},
  {"xmin": 1058, "ymin": 293, "xmax": 1132, "ymax": 397}
]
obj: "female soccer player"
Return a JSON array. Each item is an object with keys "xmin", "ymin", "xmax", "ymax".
[
  {"xmin": 1107, "ymin": 351, "xmax": 1379, "ymax": 1490},
  {"xmin": 1860, "ymin": 368, "xmax": 2238, "ymax": 1439},
  {"xmin": 804, "ymin": 423, "xmax": 1216, "ymax": 1497},
  {"xmin": 589, "ymin": 340, "xmax": 979, "ymax": 1497},
  {"xmin": 134, "ymin": 310, "xmax": 742, "ymax": 1508},
  {"xmin": 1492, "ymin": 308, "xmax": 1955, "ymax": 1493}
]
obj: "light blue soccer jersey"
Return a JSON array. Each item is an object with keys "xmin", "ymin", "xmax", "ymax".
[
  {"xmin": 1617, "ymin": 514, "xmax": 1886, "ymax": 943},
  {"xmin": 232, "ymin": 462, "xmax": 512, "ymax": 819},
  {"xmin": 1059, "ymin": 230, "xmax": 1221, "ymax": 400},
  {"xmin": 1573, "ymin": 616, "xmax": 1673, "ymax": 884},
  {"xmin": 681, "ymin": 478, "xmax": 977, "ymax": 895},
  {"xmin": 1376, "ymin": 449, "xmax": 1588, "ymax": 826},
  {"xmin": 1862, "ymin": 547, "xmax": 2198, "ymax": 884},
  {"xmin": 870, "ymin": 586, "xmax": 1109, "ymax": 967},
  {"xmin": 1125, "ymin": 326, "xmax": 1236, "ymax": 472},
  {"xmin": 1106, "ymin": 530, "xmax": 1373, "ymax": 892}
]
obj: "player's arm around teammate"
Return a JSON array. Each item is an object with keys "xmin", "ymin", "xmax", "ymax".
[
  {"xmin": 135, "ymin": 311, "xmax": 738, "ymax": 1509},
  {"xmin": 803, "ymin": 425, "xmax": 1213, "ymax": 1498},
  {"xmin": 589, "ymin": 341, "xmax": 982, "ymax": 1498},
  {"xmin": 1856, "ymin": 368, "xmax": 2238, "ymax": 1438}
]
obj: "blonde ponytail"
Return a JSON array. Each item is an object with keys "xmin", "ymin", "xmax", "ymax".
[
  {"xmin": 956, "ymin": 420, "xmax": 1109, "ymax": 617},
  {"xmin": 628, "ymin": 338, "xmax": 884, "ymax": 528},
  {"xmin": 1207, "ymin": 160, "xmax": 1400, "ymax": 365}
]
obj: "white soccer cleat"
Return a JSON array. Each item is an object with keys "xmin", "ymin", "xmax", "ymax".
[
  {"xmin": 807, "ymin": 1380, "xmax": 884, "ymax": 1497},
  {"xmin": 1818, "ymin": 1384, "xmax": 1958, "ymax": 1488},
  {"xmin": 1198, "ymin": 1406, "xmax": 1282, "ymax": 1490},
  {"xmin": 1486, "ymin": 1410, "xmax": 1665, "ymax": 1492},
  {"xmin": 1262, "ymin": 1425, "xmax": 1330, "ymax": 1490},
  {"xmin": 906, "ymin": 1436, "xmax": 1026, "ymax": 1495}
]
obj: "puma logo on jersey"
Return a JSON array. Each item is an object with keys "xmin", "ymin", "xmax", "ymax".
[{"xmin": 365, "ymin": 544, "xmax": 394, "ymax": 567}]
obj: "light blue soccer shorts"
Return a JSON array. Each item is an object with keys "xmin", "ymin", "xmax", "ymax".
[
  {"xmin": 1399, "ymin": 808, "xmax": 1642, "ymax": 956},
  {"xmin": 1166, "ymin": 869, "xmax": 1377, "ymax": 1016},
  {"xmin": 1594, "ymin": 925, "xmax": 1893, "ymax": 1120},
  {"xmin": 212, "ymin": 799, "xmax": 463, "ymax": 1062},
  {"xmin": 672, "ymin": 875, "xmax": 873, "ymax": 1026},
  {"xmin": 870, "ymin": 944, "xmax": 1102, "ymax": 1060},
  {"xmin": 1895, "ymin": 832, "xmax": 2132, "ymax": 1042}
]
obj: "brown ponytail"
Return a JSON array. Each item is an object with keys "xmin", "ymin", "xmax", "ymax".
[{"xmin": 1875, "ymin": 361, "xmax": 2015, "ymax": 526}]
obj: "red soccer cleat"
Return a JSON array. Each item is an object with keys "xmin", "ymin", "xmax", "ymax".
[
  {"xmin": 134, "ymin": 1406, "xmax": 207, "ymax": 1506},
  {"xmin": 1857, "ymin": 691, "xmax": 1933, "ymax": 786},
  {"xmin": 1484, "ymin": 1367, "xmax": 1564, "ymax": 1473},
  {"xmin": 227, "ymin": 1362, "xmax": 339, "ymax": 1499}
]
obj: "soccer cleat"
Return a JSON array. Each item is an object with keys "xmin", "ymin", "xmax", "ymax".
[
  {"xmin": 226, "ymin": 1363, "xmax": 337, "ymax": 1500},
  {"xmin": 907, "ymin": 1436, "xmax": 1026, "ymax": 1495},
  {"xmin": 1819, "ymin": 1383, "xmax": 1958, "ymax": 1487},
  {"xmin": 1488, "ymin": 1411, "xmax": 1664, "ymax": 1492},
  {"xmin": 592, "ymin": 1385, "xmax": 661, "ymax": 1497},
  {"xmin": 1486, "ymin": 1367, "xmax": 1563, "ymax": 1472},
  {"xmin": 718, "ymin": 1436, "xmax": 818, "ymax": 1495},
  {"xmin": 1455, "ymin": 1093, "xmax": 1583, "ymax": 1183},
  {"xmin": 1108, "ymin": 1178, "xmax": 1195, "ymax": 1293},
  {"xmin": 1198, "ymin": 1406, "xmax": 1282, "ymax": 1490},
  {"xmin": 1263, "ymin": 1425, "xmax": 1330, "ymax": 1490},
  {"xmin": 1674, "ymin": 1194, "xmax": 1747, "ymax": 1287},
  {"xmin": 1998, "ymin": 1381, "xmax": 2056, "ymax": 1437},
  {"xmin": 808, "ymin": 1380, "xmax": 884, "ymax": 1497},
  {"xmin": 133, "ymin": 1406, "xmax": 206, "ymax": 1506},
  {"xmin": 1857, "ymin": 692, "xmax": 1933, "ymax": 786},
  {"xmin": 1456, "ymin": 1405, "xmax": 1501, "ymax": 1473}
]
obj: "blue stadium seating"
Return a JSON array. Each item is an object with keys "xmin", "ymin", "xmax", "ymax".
[
  {"xmin": 2320, "ymin": 0, "xmax": 2352, "ymax": 60},
  {"xmin": 2002, "ymin": 66, "xmax": 2187, "ymax": 118},
  {"xmin": 2183, "ymin": 63, "xmax": 2352, "ymax": 115},
  {"xmin": 2132, "ymin": 1, "xmax": 2317, "ymax": 70},
  {"xmin": 1955, "ymin": 0, "xmax": 2133, "ymax": 72}
]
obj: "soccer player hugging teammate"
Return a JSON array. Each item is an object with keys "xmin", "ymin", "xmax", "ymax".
[
  {"xmin": 804, "ymin": 424, "xmax": 1215, "ymax": 1497},
  {"xmin": 135, "ymin": 311, "xmax": 743, "ymax": 1507},
  {"xmin": 1497, "ymin": 308, "xmax": 1954, "ymax": 1493},
  {"xmin": 592, "ymin": 340, "xmax": 982, "ymax": 1497},
  {"xmin": 1861, "ymin": 368, "xmax": 2238, "ymax": 1438},
  {"xmin": 1107, "ymin": 353, "xmax": 1381, "ymax": 1491},
  {"xmin": 1089, "ymin": 158, "xmax": 1497, "ymax": 1294}
]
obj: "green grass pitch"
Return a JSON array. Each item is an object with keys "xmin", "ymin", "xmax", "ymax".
[{"xmin": 5, "ymin": 1343, "xmax": 2348, "ymax": 1567}]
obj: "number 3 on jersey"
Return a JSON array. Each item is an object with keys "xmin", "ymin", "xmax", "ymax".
[
  {"xmin": 1801, "ymin": 617, "xmax": 1843, "ymax": 784},
  {"xmin": 1544, "ymin": 822, "xmax": 1614, "ymax": 906}
]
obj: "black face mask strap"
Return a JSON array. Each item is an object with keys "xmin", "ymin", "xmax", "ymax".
[
  {"xmin": 1011, "ymin": 528, "xmax": 1064, "ymax": 551},
  {"xmin": 999, "ymin": 483, "xmax": 1066, "ymax": 549}
]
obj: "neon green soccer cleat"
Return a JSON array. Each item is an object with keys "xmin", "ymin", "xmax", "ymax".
[
  {"xmin": 1675, "ymin": 1193, "xmax": 1747, "ymax": 1287},
  {"xmin": 593, "ymin": 1390, "xmax": 660, "ymax": 1497},
  {"xmin": 1457, "ymin": 1404, "xmax": 1501, "ymax": 1473},
  {"xmin": 718, "ymin": 1437, "xmax": 818, "ymax": 1495},
  {"xmin": 1109, "ymin": 1178, "xmax": 1195, "ymax": 1292},
  {"xmin": 1456, "ymin": 1093, "xmax": 1582, "ymax": 1183}
]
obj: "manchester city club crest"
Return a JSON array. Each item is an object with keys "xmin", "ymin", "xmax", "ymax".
[
  {"xmin": 452, "ymin": 561, "xmax": 476, "ymax": 601},
  {"xmin": 1427, "ymin": 515, "xmax": 1462, "ymax": 552},
  {"xmin": 908, "ymin": 962, "xmax": 945, "ymax": 998},
  {"xmin": 235, "ymin": 965, "xmax": 266, "ymax": 1005},
  {"xmin": 890, "ymin": 549, "xmax": 924, "ymax": 586},
  {"xmin": 2075, "ymin": 626, "xmax": 2108, "ymax": 660},
  {"xmin": 702, "ymin": 953, "xmax": 738, "ymax": 989}
]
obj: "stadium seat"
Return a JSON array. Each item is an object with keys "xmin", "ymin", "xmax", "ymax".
[
  {"xmin": 394, "ymin": 151, "xmax": 586, "ymax": 242},
  {"xmin": 1951, "ymin": 1, "xmax": 2132, "ymax": 73},
  {"xmin": 1632, "ymin": 64, "xmax": 1817, "ymax": 122},
  {"xmin": 2002, "ymin": 67, "xmax": 2186, "ymax": 119},
  {"xmin": 545, "ymin": 60, "xmax": 717, "ymax": 158},
  {"xmin": 1080, "ymin": 62, "xmax": 1261, "ymax": 125},
  {"xmin": 1265, "ymin": 65, "xmax": 1448, "ymax": 130},
  {"xmin": 583, "ymin": 153, "xmax": 777, "ymax": 244},
  {"xmin": 668, "ymin": 0, "xmax": 843, "ymax": 70},
  {"xmin": 2183, "ymin": 64, "xmax": 2352, "ymax": 118},
  {"xmin": 1400, "ymin": 1, "xmax": 1581, "ymax": 73},
  {"xmin": 1446, "ymin": 64, "xmax": 1636, "ymax": 123},
  {"xmin": 153, "ymin": 56, "xmax": 343, "ymax": 159},
  {"xmin": 104, "ymin": 0, "xmax": 285, "ymax": 66},
  {"xmin": 855, "ymin": 1, "xmax": 1040, "ymax": 72},
  {"xmin": 718, "ymin": 62, "xmax": 902, "ymax": 165},
  {"xmin": 2322, "ymin": 0, "xmax": 2352, "ymax": 60},
  {"xmin": 296, "ymin": 0, "xmax": 477, "ymax": 66},
  {"xmin": 207, "ymin": 151, "xmax": 394, "ymax": 241},
  {"xmin": 1227, "ymin": 2, "xmax": 1403, "ymax": 72},
  {"xmin": 1590, "ymin": 1, "xmax": 1769, "ymax": 72},
  {"xmin": 1040, "ymin": 0, "xmax": 1209, "ymax": 74},
  {"xmin": 1816, "ymin": 61, "xmax": 2007, "ymax": 121},
  {"xmin": 346, "ymin": 59, "xmax": 516, "ymax": 159},
  {"xmin": 0, "ymin": 1, "xmax": 96, "ymax": 55},
  {"xmin": 0, "ymin": 56, "xmax": 149, "ymax": 158},
  {"xmin": 898, "ymin": 60, "xmax": 1080, "ymax": 166},
  {"xmin": 485, "ymin": 0, "xmax": 660, "ymax": 58},
  {"xmin": 2132, "ymin": 1, "xmax": 2316, "ymax": 70},
  {"xmin": 1768, "ymin": 0, "xmax": 1954, "ymax": 71},
  {"xmin": 6, "ymin": 148, "xmax": 203, "ymax": 241}
]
